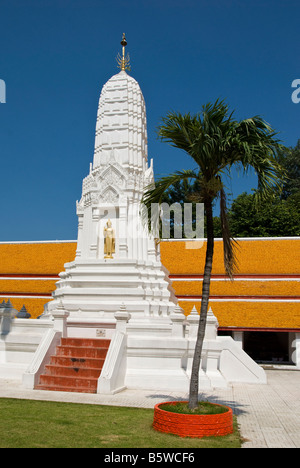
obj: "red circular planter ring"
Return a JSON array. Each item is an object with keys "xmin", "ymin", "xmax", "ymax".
[{"xmin": 153, "ymin": 401, "xmax": 233, "ymax": 438}]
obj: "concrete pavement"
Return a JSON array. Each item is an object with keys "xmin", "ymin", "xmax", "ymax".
[{"xmin": 0, "ymin": 369, "xmax": 299, "ymax": 448}]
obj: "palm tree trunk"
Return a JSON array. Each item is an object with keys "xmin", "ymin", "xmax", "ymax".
[{"xmin": 188, "ymin": 198, "xmax": 214, "ymax": 409}]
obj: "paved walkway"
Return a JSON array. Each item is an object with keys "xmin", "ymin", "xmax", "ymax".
[{"xmin": 0, "ymin": 369, "xmax": 299, "ymax": 448}]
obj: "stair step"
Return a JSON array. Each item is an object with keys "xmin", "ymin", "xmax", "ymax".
[
  {"xmin": 50, "ymin": 355, "xmax": 105, "ymax": 369},
  {"xmin": 38, "ymin": 374, "xmax": 98, "ymax": 390},
  {"xmin": 35, "ymin": 337, "xmax": 111, "ymax": 394},
  {"xmin": 56, "ymin": 345, "xmax": 109, "ymax": 359},
  {"xmin": 45, "ymin": 364, "xmax": 102, "ymax": 378},
  {"xmin": 35, "ymin": 384, "xmax": 97, "ymax": 394},
  {"xmin": 61, "ymin": 338, "xmax": 110, "ymax": 348}
]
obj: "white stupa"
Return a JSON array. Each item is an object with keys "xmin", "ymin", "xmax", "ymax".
[
  {"xmin": 4, "ymin": 35, "xmax": 265, "ymax": 392},
  {"xmin": 47, "ymin": 35, "xmax": 177, "ymax": 331}
]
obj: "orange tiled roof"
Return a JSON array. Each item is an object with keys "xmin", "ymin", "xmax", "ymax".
[
  {"xmin": 161, "ymin": 238, "xmax": 300, "ymax": 330},
  {"xmin": 0, "ymin": 238, "xmax": 299, "ymax": 329}
]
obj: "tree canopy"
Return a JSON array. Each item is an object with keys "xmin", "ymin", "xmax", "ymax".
[{"xmin": 161, "ymin": 139, "xmax": 300, "ymax": 238}]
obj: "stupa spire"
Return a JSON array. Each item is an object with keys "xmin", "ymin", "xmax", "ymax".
[{"xmin": 116, "ymin": 33, "xmax": 130, "ymax": 71}]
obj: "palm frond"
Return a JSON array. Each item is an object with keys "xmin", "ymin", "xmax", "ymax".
[
  {"xmin": 226, "ymin": 116, "xmax": 286, "ymax": 204},
  {"xmin": 151, "ymin": 101, "xmax": 285, "ymax": 270},
  {"xmin": 157, "ymin": 112, "xmax": 207, "ymax": 173},
  {"xmin": 142, "ymin": 169, "xmax": 198, "ymax": 207},
  {"xmin": 141, "ymin": 169, "xmax": 199, "ymax": 235}
]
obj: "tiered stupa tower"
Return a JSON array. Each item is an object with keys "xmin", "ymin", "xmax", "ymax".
[
  {"xmin": 20, "ymin": 37, "xmax": 266, "ymax": 392},
  {"xmin": 47, "ymin": 35, "xmax": 177, "ymax": 332}
]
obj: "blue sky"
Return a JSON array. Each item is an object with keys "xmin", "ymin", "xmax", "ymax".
[{"xmin": 0, "ymin": 0, "xmax": 299, "ymax": 241}]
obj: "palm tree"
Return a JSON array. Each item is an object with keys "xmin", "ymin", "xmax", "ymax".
[{"xmin": 142, "ymin": 100, "xmax": 285, "ymax": 409}]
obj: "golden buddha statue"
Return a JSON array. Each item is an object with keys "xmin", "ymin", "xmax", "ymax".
[{"xmin": 103, "ymin": 219, "xmax": 115, "ymax": 259}]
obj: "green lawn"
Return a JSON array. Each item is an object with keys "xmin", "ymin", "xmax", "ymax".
[{"xmin": 0, "ymin": 398, "xmax": 242, "ymax": 448}]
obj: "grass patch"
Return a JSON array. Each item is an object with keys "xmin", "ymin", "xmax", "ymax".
[
  {"xmin": 160, "ymin": 401, "xmax": 228, "ymax": 415},
  {"xmin": 0, "ymin": 398, "xmax": 242, "ymax": 448}
]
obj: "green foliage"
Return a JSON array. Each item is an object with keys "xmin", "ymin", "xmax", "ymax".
[
  {"xmin": 228, "ymin": 191, "xmax": 300, "ymax": 237},
  {"xmin": 159, "ymin": 138, "xmax": 300, "ymax": 238},
  {"xmin": 279, "ymin": 139, "xmax": 300, "ymax": 199},
  {"xmin": 226, "ymin": 139, "xmax": 300, "ymax": 237},
  {"xmin": 155, "ymin": 100, "xmax": 284, "ymax": 204}
]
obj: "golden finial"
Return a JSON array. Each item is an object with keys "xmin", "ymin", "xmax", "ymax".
[{"xmin": 116, "ymin": 33, "xmax": 131, "ymax": 71}]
